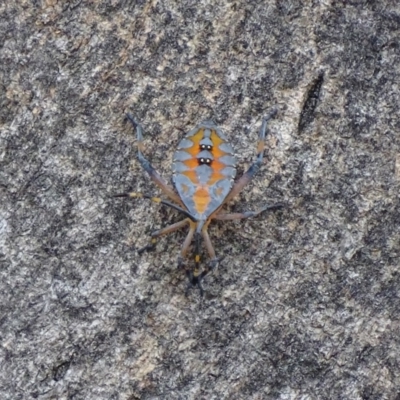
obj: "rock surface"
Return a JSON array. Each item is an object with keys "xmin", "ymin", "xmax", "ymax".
[{"xmin": 1, "ymin": 1, "xmax": 400, "ymax": 399}]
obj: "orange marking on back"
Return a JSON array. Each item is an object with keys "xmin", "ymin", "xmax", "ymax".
[
  {"xmin": 182, "ymin": 169, "xmax": 198, "ymax": 183},
  {"xmin": 210, "ymin": 131, "xmax": 226, "ymax": 158},
  {"xmin": 180, "ymin": 129, "xmax": 204, "ymax": 182},
  {"xmin": 177, "ymin": 128, "xmax": 234, "ymax": 188},
  {"xmin": 210, "ymin": 159, "xmax": 226, "ymax": 172},
  {"xmin": 206, "ymin": 130, "xmax": 230, "ymax": 184},
  {"xmin": 185, "ymin": 129, "xmax": 204, "ymax": 157},
  {"xmin": 183, "ymin": 158, "xmax": 199, "ymax": 169},
  {"xmin": 207, "ymin": 170, "xmax": 225, "ymax": 185},
  {"xmin": 193, "ymin": 186, "xmax": 211, "ymax": 214}
]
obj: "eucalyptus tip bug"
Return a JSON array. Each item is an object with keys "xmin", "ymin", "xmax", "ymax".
[{"xmin": 116, "ymin": 111, "xmax": 284, "ymax": 295}]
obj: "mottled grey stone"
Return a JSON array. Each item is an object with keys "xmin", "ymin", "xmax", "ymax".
[{"xmin": 1, "ymin": 1, "xmax": 400, "ymax": 399}]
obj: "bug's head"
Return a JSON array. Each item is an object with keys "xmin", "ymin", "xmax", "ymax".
[
  {"xmin": 186, "ymin": 230, "xmax": 204, "ymax": 295},
  {"xmin": 185, "ymin": 269, "xmax": 206, "ymax": 297}
]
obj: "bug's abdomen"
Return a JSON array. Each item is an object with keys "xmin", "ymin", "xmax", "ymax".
[{"xmin": 172, "ymin": 121, "xmax": 236, "ymax": 220}]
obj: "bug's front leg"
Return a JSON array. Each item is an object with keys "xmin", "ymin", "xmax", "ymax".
[
  {"xmin": 222, "ymin": 109, "xmax": 278, "ymax": 205},
  {"xmin": 126, "ymin": 114, "xmax": 184, "ymax": 206}
]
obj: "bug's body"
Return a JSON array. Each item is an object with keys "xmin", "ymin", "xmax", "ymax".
[
  {"xmin": 116, "ymin": 111, "xmax": 283, "ymax": 295},
  {"xmin": 173, "ymin": 121, "xmax": 236, "ymax": 225}
]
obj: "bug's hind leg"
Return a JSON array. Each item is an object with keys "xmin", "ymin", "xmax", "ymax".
[
  {"xmin": 126, "ymin": 114, "xmax": 183, "ymax": 206},
  {"xmin": 214, "ymin": 202, "xmax": 285, "ymax": 221},
  {"xmin": 177, "ymin": 222, "xmax": 196, "ymax": 269},
  {"xmin": 137, "ymin": 218, "xmax": 190, "ymax": 254},
  {"xmin": 222, "ymin": 109, "xmax": 278, "ymax": 205}
]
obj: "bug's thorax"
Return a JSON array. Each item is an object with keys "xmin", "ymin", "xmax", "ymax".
[{"xmin": 172, "ymin": 121, "xmax": 237, "ymax": 220}]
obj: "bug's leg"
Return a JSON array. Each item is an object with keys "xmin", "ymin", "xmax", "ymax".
[
  {"xmin": 177, "ymin": 220, "xmax": 197, "ymax": 268},
  {"xmin": 126, "ymin": 114, "xmax": 184, "ymax": 206},
  {"xmin": 179, "ymin": 223, "xmax": 202, "ymax": 295},
  {"xmin": 201, "ymin": 226, "xmax": 221, "ymax": 271},
  {"xmin": 114, "ymin": 192, "xmax": 196, "ymax": 221},
  {"xmin": 222, "ymin": 109, "xmax": 278, "ymax": 205},
  {"xmin": 185, "ymin": 232, "xmax": 205, "ymax": 296},
  {"xmin": 214, "ymin": 202, "xmax": 285, "ymax": 221},
  {"xmin": 137, "ymin": 218, "xmax": 190, "ymax": 254}
]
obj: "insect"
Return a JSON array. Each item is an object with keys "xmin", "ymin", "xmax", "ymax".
[{"xmin": 115, "ymin": 111, "xmax": 284, "ymax": 294}]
